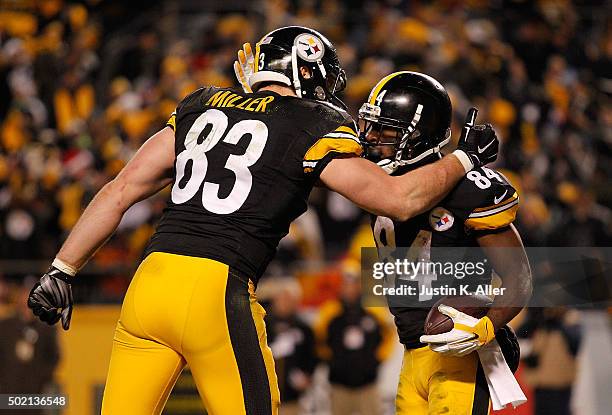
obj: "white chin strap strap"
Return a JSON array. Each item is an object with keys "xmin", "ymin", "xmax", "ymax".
[
  {"xmin": 395, "ymin": 104, "xmax": 423, "ymax": 161},
  {"xmin": 378, "ymin": 137, "xmax": 450, "ymax": 174},
  {"xmin": 400, "ymin": 137, "xmax": 450, "ymax": 165}
]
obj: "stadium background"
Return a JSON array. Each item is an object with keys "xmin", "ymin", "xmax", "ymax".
[{"xmin": 0, "ymin": 0, "xmax": 610, "ymax": 414}]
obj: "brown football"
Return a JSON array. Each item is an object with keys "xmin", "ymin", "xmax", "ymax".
[{"xmin": 424, "ymin": 295, "xmax": 493, "ymax": 335}]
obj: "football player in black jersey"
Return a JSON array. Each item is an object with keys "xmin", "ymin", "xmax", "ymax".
[
  {"xmin": 360, "ymin": 71, "xmax": 532, "ymax": 414},
  {"xmin": 28, "ymin": 27, "xmax": 500, "ymax": 415}
]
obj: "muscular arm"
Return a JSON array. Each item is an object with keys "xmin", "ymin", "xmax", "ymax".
[
  {"xmin": 319, "ymin": 154, "xmax": 465, "ymax": 221},
  {"xmin": 56, "ymin": 127, "xmax": 176, "ymax": 269},
  {"xmin": 478, "ymin": 224, "xmax": 532, "ymax": 330}
]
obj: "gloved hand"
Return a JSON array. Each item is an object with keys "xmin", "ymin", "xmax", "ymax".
[
  {"xmin": 496, "ymin": 325, "xmax": 520, "ymax": 372},
  {"xmin": 233, "ymin": 42, "xmax": 255, "ymax": 93},
  {"xmin": 28, "ymin": 266, "xmax": 74, "ymax": 330},
  {"xmin": 453, "ymin": 108, "xmax": 499, "ymax": 171},
  {"xmin": 419, "ymin": 305, "xmax": 496, "ymax": 356}
]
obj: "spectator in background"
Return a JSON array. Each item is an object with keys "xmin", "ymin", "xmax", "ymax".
[
  {"xmin": 314, "ymin": 261, "xmax": 395, "ymax": 415},
  {"xmin": 521, "ymin": 307, "xmax": 581, "ymax": 415},
  {"xmin": 548, "ymin": 186, "xmax": 612, "ymax": 246},
  {"xmin": 266, "ymin": 280, "xmax": 317, "ymax": 415},
  {"xmin": 0, "ymin": 277, "xmax": 60, "ymax": 413}
]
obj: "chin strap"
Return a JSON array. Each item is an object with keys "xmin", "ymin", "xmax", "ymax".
[
  {"xmin": 379, "ymin": 137, "xmax": 449, "ymax": 174},
  {"xmin": 395, "ymin": 104, "xmax": 424, "ymax": 161}
]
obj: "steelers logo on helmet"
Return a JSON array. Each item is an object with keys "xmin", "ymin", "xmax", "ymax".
[
  {"xmin": 429, "ymin": 207, "xmax": 454, "ymax": 232},
  {"xmin": 294, "ymin": 33, "xmax": 325, "ymax": 62}
]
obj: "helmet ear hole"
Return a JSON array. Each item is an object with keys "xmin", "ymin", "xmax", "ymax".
[
  {"xmin": 314, "ymin": 86, "xmax": 326, "ymax": 100},
  {"xmin": 299, "ymin": 66, "xmax": 312, "ymax": 79}
]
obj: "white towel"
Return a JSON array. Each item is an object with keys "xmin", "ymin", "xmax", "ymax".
[{"xmin": 477, "ymin": 340, "xmax": 527, "ymax": 410}]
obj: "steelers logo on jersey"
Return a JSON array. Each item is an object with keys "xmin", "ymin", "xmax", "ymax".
[
  {"xmin": 429, "ymin": 207, "xmax": 454, "ymax": 231},
  {"xmin": 294, "ymin": 33, "xmax": 325, "ymax": 62}
]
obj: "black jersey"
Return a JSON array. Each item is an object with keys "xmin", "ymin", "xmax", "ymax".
[
  {"xmin": 145, "ymin": 87, "xmax": 362, "ymax": 281},
  {"xmin": 371, "ymin": 166, "xmax": 519, "ymax": 348}
]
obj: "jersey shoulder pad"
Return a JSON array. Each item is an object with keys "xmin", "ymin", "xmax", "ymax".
[
  {"xmin": 165, "ymin": 86, "xmax": 211, "ymax": 130},
  {"xmin": 291, "ymin": 99, "xmax": 356, "ymax": 138},
  {"xmin": 449, "ymin": 167, "xmax": 519, "ymax": 231},
  {"xmin": 302, "ymin": 101, "xmax": 362, "ymax": 175},
  {"xmin": 295, "ymin": 98, "xmax": 353, "ymax": 125}
]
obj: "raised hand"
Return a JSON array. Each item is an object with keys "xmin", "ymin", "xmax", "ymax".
[
  {"xmin": 233, "ymin": 42, "xmax": 255, "ymax": 93},
  {"xmin": 455, "ymin": 107, "xmax": 499, "ymax": 170}
]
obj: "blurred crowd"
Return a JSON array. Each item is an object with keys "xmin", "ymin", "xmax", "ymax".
[
  {"xmin": 0, "ymin": 0, "xmax": 611, "ymax": 300},
  {"xmin": 1, "ymin": 1, "xmax": 610, "ymax": 414}
]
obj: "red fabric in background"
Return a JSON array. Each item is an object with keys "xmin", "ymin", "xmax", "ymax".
[{"xmin": 492, "ymin": 366, "xmax": 533, "ymax": 415}]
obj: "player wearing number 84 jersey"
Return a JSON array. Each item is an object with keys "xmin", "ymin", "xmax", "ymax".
[
  {"xmin": 361, "ymin": 71, "xmax": 531, "ymax": 415},
  {"xmin": 27, "ymin": 27, "xmax": 501, "ymax": 415}
]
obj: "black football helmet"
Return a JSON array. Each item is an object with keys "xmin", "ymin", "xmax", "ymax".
[
  {"xmin": 359, "ymin": 71, "xmax": 452, "ymax": 166},
  {"xmin": 248, "ymin": 26, "xmax": 347, "ymax": 108}
]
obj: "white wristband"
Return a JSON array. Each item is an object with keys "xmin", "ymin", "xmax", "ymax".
[
  {"xmin": 452, "ymin": 150, "xmax": 474, "ymax": 173},
  {"xmin": 52, "ymin": 258, "xmax": 78, "ymax": 277}
]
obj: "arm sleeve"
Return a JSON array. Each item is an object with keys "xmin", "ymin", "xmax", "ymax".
[
  {"xmin": 165, "ymin": 87, "xmax": 208, "ymax": 131},
  {"xmin": 303, "ymin": 120, "xmax": 363, "ymax": 177},
  {"xmin": 166, "ymin": 111, "xmax": 176, "ymax": 130},
  {"xmin": 464, "ymin": 171, "xmax": 520, "ymax": 233}
]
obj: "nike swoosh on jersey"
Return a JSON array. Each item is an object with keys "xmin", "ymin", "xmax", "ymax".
[
  {"xmin": 478, "ymin": 140, "xmax": 495, "ymax": 153},
  {"xmin": 494, "ymin": 190, "xmax": 508, "ymax": 204}
]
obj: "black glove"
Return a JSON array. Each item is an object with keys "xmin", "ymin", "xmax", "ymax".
[
  {"xmin": 496, "ymin": 324, "xmax": 520, "ymax": 373},
  {"xmin": 28, "ymin": 266, "xmax": 73, "ymax": 330},
  {"xmin": 455, "ymin": 107, "xmax": 499, "ymax": 169}
]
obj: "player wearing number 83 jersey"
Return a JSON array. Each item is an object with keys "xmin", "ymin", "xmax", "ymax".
[
  {"xmin": 103, "ymin": 28, "xmax": 368, "ymax": 415},
  {"xmin": 104, "ymin": 87, "xmax": 361, "ymax": 414},
  {"xmin": 145, "ymin": 86, "xmax": 361, "ymax": 280}
]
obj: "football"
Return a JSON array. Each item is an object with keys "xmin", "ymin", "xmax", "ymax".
[{"xmin": 424, "ymin": 295, "xmax": 493, "ymax": 335}]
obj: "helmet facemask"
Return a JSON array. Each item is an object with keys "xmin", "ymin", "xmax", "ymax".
[
  {"xmin": 359, "ymin": 102, "xmax": 450, "ymax": 167},
  {"xmin": 324, "ymin": 66, "xmax": 347, "ymax": 108}
]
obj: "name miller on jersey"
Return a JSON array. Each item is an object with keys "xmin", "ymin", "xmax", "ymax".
[{"xmin": 205, "ymin": 90, "xmax": 275, "ymax": 112}]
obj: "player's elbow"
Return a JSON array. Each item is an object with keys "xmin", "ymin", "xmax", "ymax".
[
  {"xmin": 378, "ymin": 195, "xmax": 420, "ymax": 222},
  {"xmin": 516, "ymin": 276, "xmax": 533, "ymax": 312},
  {"xmin": 101, "ymin": 177, "xmax": 134, "ymax": 213},
  {"xmin": 521, "ymin": 267, "xmax": 533, "ymax": 303},
  {"xmin": 388, "ymin": 205, "xmax": 415, "ymax": 222},
  {"xmin": 517, "ymin": 257, "xmax": 533, "ymax": 301},
  {"xmin": 505, "ymin": 265, "xmax": 533, "ymax": 308}
]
